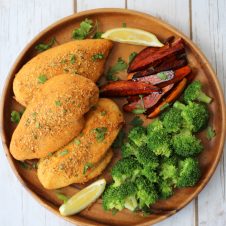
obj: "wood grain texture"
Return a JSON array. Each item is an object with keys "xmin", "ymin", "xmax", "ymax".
[
  {"xmin": 0, "ymin": 1, "xmax": 74, "ymax": 226},
  {"xmin": 191, "ymin": 0, "xmax": 226, "ymax": 226}
]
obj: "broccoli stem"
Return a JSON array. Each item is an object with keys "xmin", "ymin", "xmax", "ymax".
[
  {"xmin": 124, "ymin": 196, "xmax": 138, "ymax": 211},
  {"xmin": 173, "ymin": 101, "xmax": 185, "ymax": 110},
  {"xmin": 197, "ymin": 92, "xmax": 212, "ymax": 104}
]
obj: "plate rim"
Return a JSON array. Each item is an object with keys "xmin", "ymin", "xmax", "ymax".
[{"xmin": 0, "ymin": 8, "xmax": 225, "ymax": 226}]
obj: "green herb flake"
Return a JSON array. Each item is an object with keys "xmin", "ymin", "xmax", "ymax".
[
  {"xmin": 106, "ymin": 57, "xmax": 128, "ymax": 81},
  {"xmin": 92, "ymin": 127, "xmax": 108, "ymax": 142},
  {"xmin": 31, "ymin": 112, "xmax": 37, "ymax": 120},
  {"xmin": 112, "ymin": 129, "xmax": 126, "ymax": 149},
  {"xmin": 92, "ymin": 31, "xmax": 103, "ymax": 39},
  {"xmin": 55, "ymin": 100, "xmax": 62, "ymax": 107},
  {"xmin": 206, "ymin": 126, "xmax": 216, "ymax": 140},
  {"xmin": 122, "ymin": 22, "xmax": 127, "ymax": 28},
  {"xmin": 157, "ymin": 72, "xmax": 168, "ymax": 80},
  {"xmin": 32, "ymin": 162, "xmax": 38, "ymax": 169},
  {"xmin": 72, "ymin": 18, "xmax": 93, "ymax": 40},
  {"xmin": 70, "ymin": 54, "xmax": 76, "ymax": 64},
  {"xmin": 83, "ymin": 162, "xmax": 94, "ymax": 174},
  {"xmin": 132, "ymin": 108, "xmax": 146, "ymax": 114},
  {"xmin": 11, "ymin": 110, "xmax": 22, "ymax": 124},
  {"xmin": 35, "ymin": 122, "xmax": 41, "ymax": 128},
  {"xmin": 37, "ymin": 74, "xmax": 48, "ymax": 84},
  {"xmin": 101, "ymin": 111, "xmax": 107, "ymax": 116},
  {"xmin": 60, "ymin": 59, "xmax": 67, "ymax": 64},
  {"xmin": 55, "ymin": 191, "xmax": 69, "ymax": 203},
  {"xmin": 92, "ymin": 53, "xmax": 104, "ymax": 61},
  {"xmin": 48, "ymin": 152, "xmax": 53, "ymax": 157},
  {"xmin": 130, "ymin": 116, "xmax": 144, "ymax": 126},
  {"xmin": 35, "ymin": 37, "xmax": 56, "ymax": 52},
  {"xmin": 59, "ymin": 149, "xmax": 69, "ymax": 156},
  {"xmin": 18, "ymin": 161, "xmax": 29, "ymax": 169},
  {"xmin": 74, "ymin": 138, "xmax": 81, "ymax": 145},
  {"xmin": 128, "ymin": 52, "xmax": 137, "ymax": 63},
  {"xmin": 160, "ymin": 103, "xmax": 170, "ymax": 111}
]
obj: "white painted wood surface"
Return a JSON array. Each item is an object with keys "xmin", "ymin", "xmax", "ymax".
[{"xmin": 0, "ymin": 0, "xmax": 225, "ymax": 225}]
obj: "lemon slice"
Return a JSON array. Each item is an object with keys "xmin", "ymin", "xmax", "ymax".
[
  {"xmin": 59, "ymin": 179, "xmax": 106, "ymax": 216},
  {"xmin": 101, "ymin": 28, "xmax": 164, "ymax": 47}
]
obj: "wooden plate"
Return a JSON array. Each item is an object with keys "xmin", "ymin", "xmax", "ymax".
[{"xmin": 1, "ymin": 8, "xmax": 225, "ymax": 226}]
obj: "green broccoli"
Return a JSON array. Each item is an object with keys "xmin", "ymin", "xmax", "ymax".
[
  {"xmin": 184, "ymin": 80, "xmax": 212, "ymax": 104},
  {"xmin": 160, "ymin": 108, "xmax": 183, "ymax": 133},
  {"xmin": 102, "ymin": 182, "xmax": 138, "ymax": 212},
  {"xmin": 174, "ymin": 101, "xmax": 209, "ymax": 132},
  {"xmin": 128, "ymin": 126, "xmax": 147, "ymax": 147},
  {"xmin": 147, "ymin": 120, "xmax": 172, "ymax": 157},
  {"xmin": 135, "ymin": 176, "xmax": 158, "ymax": 208},
  {"xmin": 172, "ymin": 130, "xmax": 203, "ymax": 157},
  {"xmin": 136, "ymin": 146, "xmax": 159, "ymax": 169},
  {"xmin": 177, "ymin": 157, "xmax": 201, "ymax": 187},
  {"xmin": 158, "ymin": 179, "xmax": 174, "ymax": 199},
  {"xmin": 111, "ymin": 157, "xmax": 142, "ymax": 186},
  {"xmin": 121, "ymin": 141, "xmax": 139, "ymax": 158},
  {"xmin": 141, "ymin": 165, "xmax": 159, "ymax": 183}
]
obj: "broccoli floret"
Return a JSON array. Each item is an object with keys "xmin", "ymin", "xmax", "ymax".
[
  {"xmin": 147, "ymin": 120, "xmax": 172, "ymax": 157},
  {"xmin": 102, "ymin": 182, "xmax": 138, "ymax": 212},
  {"xmin": 184, "ymin": 80, "xmax": 212, "ymax": 104},
  {"xmin": 142, "ymin": 165, "xmax": 159, "ymax": 183},
  {"xmin": 136, "ymin": 146, "xmax": 159, "ymax": 169},
  {"xmin": 158, "ymin": 179, "xmax": 174, "ymax": 199},
  {"xmin": 135, "ymin": 176, "xmax": 158, "ymax": 208},
  {"xmin": 159, "ymin": 157, "xmax": 178, "ymax": 185},
  {"xmin": 128, "ymin": 126, "xmax": 147, "ymax": 147},
  {"xmin": 121, "ymin": 141, "xmax": 139, "ymax": 158},
  {"xmin": 172, "ymin": 130, "xmax": 203, "ymax": 157},
  {"xmin": 160, "ymin": 108, "xmax": 183, "ymax": 133},
  {"xmin": 174, "ymin": 101, "xmax": 209, "ymax": 132},
  {"xmin": 111, "ymin": 157, "xmax": 142, "ymax": 187},
  {"xmin": 177, "ymin": 157, "xmax": 201, "ymax": 187}
]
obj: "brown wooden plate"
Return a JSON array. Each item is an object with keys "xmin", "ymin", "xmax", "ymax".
[{"xmin": 0, "ymin": 8, "xmax": 225, "ymax": 226}]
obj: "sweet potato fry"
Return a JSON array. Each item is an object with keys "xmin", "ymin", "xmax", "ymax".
[
  {"xmin": 100, "ymin": 80, "xmax": 160, "ymax": 97},
  {"xmin": 133, "ymin": 66, "xmax": 191, "ymax": 88},
  {"xmin": 147, "ymin": 78, "xmax": 187, "ymax": 118},
  {"xmin": 123, "ymin": 84, "xmax": 174, "ymax": 112},
  {"xmin": 128, "ymin": 38, "xmax": 185, "ymax": 73},
  {"xmin": 132, "ymin": 55, "xmax": 187, "ymax": 79}
]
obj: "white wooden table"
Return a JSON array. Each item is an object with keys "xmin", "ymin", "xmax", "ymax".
[{"xmin": 0, "ymin": 1, "xmax": 225, "ymax": 225}]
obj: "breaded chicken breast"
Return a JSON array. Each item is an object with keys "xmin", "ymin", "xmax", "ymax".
[
  {"xmin": 13, "ymin": 39, "xmax": 113, "ymax": 106},
  {"xmin": 10, "ymin": 74, "xmax": 99, "ymax": 160},
  {"xmin": 37, "ymin": 98, "xmax": 124, "ymax": 189}
]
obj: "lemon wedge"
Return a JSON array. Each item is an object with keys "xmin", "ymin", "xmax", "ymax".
[
  {"xmin": 59, "ymin": 179, "xmax": 106, "ymax": 216},
  {"xmin": 101, "ymin": 28, "xmax": 164, "ymax": 47}
]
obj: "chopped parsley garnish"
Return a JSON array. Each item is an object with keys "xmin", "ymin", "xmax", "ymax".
[
  {"xmin": 55, "ymin": 191, "xmax": 69, "ymax": 203},
  {"xmin": 157, "ymin": 72, "xmax": 168, "ymax": 80},
  {"xmin": 35, "ymin": 122, "xmax": 41, "ymax": 128},
  {"xmin": 92, "ymin": 127, "xmax": 107, "ymax": 142},
  {"xmin": 74, "ymin": 138, "xmax": 81, "ymax": 145},
  {"xmin": 60, "ymin": 59, "xmax": 67, "ymax": 64},
  {"xmin": 18, "ymin": 161, "xmax": 29, "ymax": 169},
  {"xmin": 70, "ymin": 54, "xmax": 76, "ymax": 64},
  {"xmin": 122, "ymin": 22, "xmax": 127, "ymax": 27},
  {"xmin": 132, "ymin": 95, "xmax": 146, "ymax": 114},
  {"xmin": 129, "ymin": 52, "xmax": 137, "ymax": 63},
  {"xmin": 83, "ymin": 162, "xmax": 94, "ymax": 174},
  {"xmin": 72, "ymin": 18, "xmax": 93, "ymax": 40},
  {"xmin": 130, "ymin": 116, "xmax": 144, "ymax": 126},
  {"xmin": 106, "ymin": 57, "xmax": 128, "ymax": 81},
  {"xmin": 59, "ymin": 149, "xmax": 69, "ymax": 156},
  {"xmin": 160, "ymin": 103, "xmax": 170, "ymax": 111},
  {"xmin": 35, "ymin": 37, "xmax": 56, "ymax": 52},
  {"xmin": 92, "ymin": 53, "xmax": 104, "ymax": 61},
  {"xmin": 55, "ymin": 100, "xmax": 62, "ymax": 107},
  {"xmin": 48, "ymin": 152, "xmax": 53, "ymax": 157},
  {"xmin": 101, "ymin": 111, "xmax": 107, "ymax": 116},
  {"xmin": 11, "ymin": 110, "xmax": 23, "ymax": 124},
  {"xmin": 206, "ymin": 126, "xmax": 216, "ymax": 140},
  {"xmin": 112, "ymin": 129, "xmax": 126, "ymax": 149},
  {"xmin": 37, "ymin": 74, "xmax": 48, "ymax": 84},
  {"xmin": 92, "ymin": 31, "xmax": 103, "ymax": 39}
]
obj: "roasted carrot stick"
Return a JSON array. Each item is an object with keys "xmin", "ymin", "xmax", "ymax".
[
  {"xmin": 147, "ymin": 78, "xmax": 187, "ymax": 118},
  {"xmin": 100, "ymin": 80, "xmax": 160, "ymax": 97}
]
